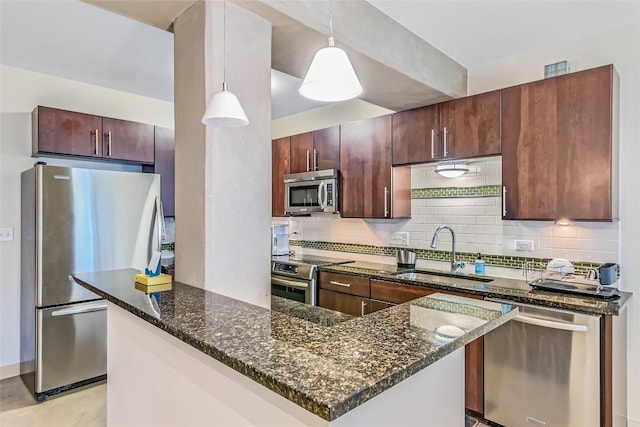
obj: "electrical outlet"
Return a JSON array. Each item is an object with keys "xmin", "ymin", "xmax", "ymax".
[
  {"xmin": 390, "ymin": 232, "xmax": 409, "ymax": 247},
  {"xmin": 515, "ymin": 240, "xmax": 534, "ymax": 251},
  {"xmin": 289, "ymin": 228, "xmax": 301, "ymax": 239},
  {"xmin": 0, "ymin": 227, "xmax": 14, "ymax": 242}
]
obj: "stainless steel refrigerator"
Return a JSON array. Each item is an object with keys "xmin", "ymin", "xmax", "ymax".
[{"xmin": 20, "ymin": 164, "xmax": 162, "ymax": 401}]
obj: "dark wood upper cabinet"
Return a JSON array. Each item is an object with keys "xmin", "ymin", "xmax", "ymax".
[
  {"xmin": 392, "ymin": 91, "xmax": 501, "ymax": 166},
  {"xmin": 102, "ymin": 117, "xmax": 154, "ymax": 164},
  {"xmin": 33, "ymin": 106, "xmax": 155, "ymax": 164},
  {"xmin": 501, "ymin": 65, "xmax": 618, "ymax": 221},
  {"xmin": 438, "ymin": 90, "xmax": 501, "ymax": 160},
  {"xmin": 289, "ymin": 126, "xmax": 340, "ymax": 173},
  {"xmin": 289, "ymin": 132, "xmax": 313, "ymax": 174},
  {"xmin": 154, "ymin": 127, "xmax": 175, "ymax": 217},
  {"xmin": 33, "ymin": 106, "xmax": 103, "ymax": 158},
  {"xmin": 340, "ymin": 115, "xmax": 410, "ymax": 219},
  {"xmin": 392, "ymin": 104, "xmax": 439, "ymax": 165},
  {"xmin": 272, "ymin": 137, "xmax": 290, "ymax": 217},
  {"xmin": 313, "ymin": 126, "xmax": 340, "ymax": 170}
]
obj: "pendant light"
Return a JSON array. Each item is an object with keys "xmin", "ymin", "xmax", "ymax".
[
  {"xmin": 201, "ymin": 0, "xmax": 249, "ymax": 127},
  {"xmin": 299, "ymin": 0, "xmax": 363, "ymax": 102}
]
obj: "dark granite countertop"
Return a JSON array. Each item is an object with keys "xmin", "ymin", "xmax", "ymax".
[
  {"xmin": 72, "ymin": 269, "xmax": 516, "ymax": 421},
  {"xmin": 319, "ymin": 263, "xmax": 632, "ymax": 316}
]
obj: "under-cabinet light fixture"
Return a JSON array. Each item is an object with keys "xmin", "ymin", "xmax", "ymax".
[
  {"xmin": 555, "ymin": 218, "xmax": 574, "ymax": 226},
  {"xmin": 299, "ymin": 0, "xmax": 362, "ymax": 102},
  {"xmin": 434, "ymin": 162, "xmax": 470, "ymax": 178},
  {"xmin": 201, "ymin": 0, "xmax": 249, "ymax": 128}
]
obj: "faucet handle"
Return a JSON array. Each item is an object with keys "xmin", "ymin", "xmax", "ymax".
[{"xmin": 452, "ymin": 260, "xmax": 465, "ymax": 272}]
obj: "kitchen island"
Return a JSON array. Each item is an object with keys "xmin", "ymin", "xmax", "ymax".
[{"xmin": 73, "ymin": 269, "xmax": 517, "ymax": 427}]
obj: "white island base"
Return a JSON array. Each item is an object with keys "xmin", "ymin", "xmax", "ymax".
[{"xmin": 107, "ymin": 302, "xmax": 465, "ymax": 427}]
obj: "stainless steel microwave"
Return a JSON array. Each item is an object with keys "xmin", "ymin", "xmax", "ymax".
[{"xmin": 284, "ymin": 169, "xmax": 339, "ymax": 214}]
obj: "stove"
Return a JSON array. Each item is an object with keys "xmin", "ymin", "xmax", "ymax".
[{"xmin": 271, "ymin": 255, "xmax": 353, "ymax": 305}]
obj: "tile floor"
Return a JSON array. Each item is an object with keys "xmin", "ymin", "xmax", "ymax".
[
  {"xmin": 0, "ymin": 374, "xmax": 489, "ymax": 427},
  {"xmin": 0, "ymin": 376, "xmax": 106, "ymax": 427}
]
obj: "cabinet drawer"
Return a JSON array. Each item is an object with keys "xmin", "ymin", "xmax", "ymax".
[
  {"xmin": 318, "ymin": 272, "xmax": 369, "ymax": 297},
  {"xmin": 370, "ymin": 280, "xmax": 435, "ymax": 303}
]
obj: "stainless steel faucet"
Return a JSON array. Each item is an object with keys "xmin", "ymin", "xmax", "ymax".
[{"xmin": 430, "ymin": 225, "xmax": 465, "ymax": 272}]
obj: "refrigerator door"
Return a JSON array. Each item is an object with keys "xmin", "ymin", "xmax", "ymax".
[
  {"xmin": 36, "ymin": 300, "xmax": 108, "ymax": 393},
  {"xmin": 36, "ymin": 165, "xmax": 161, "ymax": 307}
]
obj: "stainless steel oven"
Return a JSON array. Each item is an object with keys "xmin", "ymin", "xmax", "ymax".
[
  {"xmin": 271, "ymin": 256, "xmax": 353, "ymax": 305},
  {"xmin": 284, "ymin": 169, "xmax": 339, "ymax": 214}
]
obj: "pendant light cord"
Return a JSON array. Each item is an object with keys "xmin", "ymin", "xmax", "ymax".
[
  {"xmin": 223, "ymin": 0, "xmax": 227, "ymax": 87},
  {"xmin": 329, "ymin": 0, "xmax": 333, "ymax": 38}
]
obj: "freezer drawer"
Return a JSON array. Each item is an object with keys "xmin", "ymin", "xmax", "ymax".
[
  {"xmin": 484, "ymin": 302, "xmax": 601, "ymax": 427},
  {"xmin": 36, "ymin": 300, "xmax": 107, "ymax": 393}
]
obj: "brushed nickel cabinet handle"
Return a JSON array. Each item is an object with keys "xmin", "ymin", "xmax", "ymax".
[
  {"xmin": 329, "ymin": 280, "xmax": 351, "ymax": 288},
  {"xmin": 361, "ymin": 300, "xmax": 367, "ymax": 316},
  {"xmin": 502, "ymin": 186, "xmax": 507, "ymax": 216},
  {"xmin": 94, "ymin": 129, "xmax": 99, "ymax": 155},
  {"xmin": 107, "ymin": 131, "xmax": 112, "ymax": 157},
  {"xmin": 384, "ymin": 186, "xmax": 389, "ymax": 218},
  {"xmin": 313, "ymin": 149, "xmax": 318, "ymax": 171},
  {"xmin": 443, "ymin": 127, "xmax": 449, "ymax": 157},
  {"xmin": 430, "ymin": 129, "xmax": 436, "ymax": 159},
  {"xmin": 306, "ymin": 150, "xmax": 310, "ymax": 172}
]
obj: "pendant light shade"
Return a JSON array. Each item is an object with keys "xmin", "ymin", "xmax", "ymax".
[
  {"xmin": 201, "ymin": 0, "xmax": 249, "ymax": 128},
  {"xmin": 202, "ymin": 82, "xmax": 249, "ymax": 127},
  {"xmin": 299, "ymin": 37, "xmax": 363, "ymax": 102}
]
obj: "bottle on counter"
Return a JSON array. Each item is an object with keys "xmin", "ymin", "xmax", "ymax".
[{"xmin": 474, "ymin": 253, "xmax": 485, "ymax": 275}]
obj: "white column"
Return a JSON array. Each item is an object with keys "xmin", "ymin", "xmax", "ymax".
[{"xmin": 174, "ymin": 1, "xmax": 272, "ymax": 308}]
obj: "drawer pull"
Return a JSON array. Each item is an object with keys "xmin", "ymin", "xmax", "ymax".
[{"xmin": 329, "ymin": 280, "xmax": 352, "ymax": 288}]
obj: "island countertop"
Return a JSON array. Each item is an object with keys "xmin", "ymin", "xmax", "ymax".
[
  {"xmin": 73, "ymin": 269, "xmax": 516, "ymax": 421},
  {"xmin": 319, "ymin": 263, "xmax": 632, "ymax": 316}
]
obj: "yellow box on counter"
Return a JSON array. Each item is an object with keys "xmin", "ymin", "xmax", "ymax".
[
  {"xmin": 135, "ymin": 281, "xmax": 172, "ymax": 293},
  {"xmin": 135, "ymin": 273, "xmax": 172, "ymax": 286}
]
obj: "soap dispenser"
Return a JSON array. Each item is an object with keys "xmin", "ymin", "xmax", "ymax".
[{"xmin": 474, "ymin": 253, "xmax": 485, "ymax": 275}]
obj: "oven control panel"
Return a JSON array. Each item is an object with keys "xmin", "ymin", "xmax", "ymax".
[{"xmin": 273, "ymin": 263, "xmax": 298, "ymax": 275}]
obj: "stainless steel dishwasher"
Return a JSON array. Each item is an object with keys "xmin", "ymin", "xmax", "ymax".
[{"xmin": 484, "ymin": 300, "xmax": 601, "ymax": 427}]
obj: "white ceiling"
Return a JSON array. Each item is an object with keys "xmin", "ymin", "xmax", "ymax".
[
  {"xmin": 367, "ymin": 0, "xmax": 640, "ymax": 68},
  {"xmin": 1, "ymin": 0, "xmax": 639, "ymax": 118}
]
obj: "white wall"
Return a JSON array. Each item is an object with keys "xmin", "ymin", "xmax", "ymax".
[
  {"xmin": 467, "ymin": 22, "xmax": 640, "ymax": 426},
  {"xmin": 0, "ymin": 65, "xmax": 173, "ymax": 378}
]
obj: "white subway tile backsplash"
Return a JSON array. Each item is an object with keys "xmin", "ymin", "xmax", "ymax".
[{"xmin": 282, "ymin": 157, "xmax": 618, "ymax": 265}]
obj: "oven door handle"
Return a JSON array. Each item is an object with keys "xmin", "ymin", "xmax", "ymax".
[
  {"xmin": 513, "ymin": 314, "xmax": 589, "ymax": 332},
  {"xmin": 271, "ymin": 276, "xmax": 309, "ymax": 290}
]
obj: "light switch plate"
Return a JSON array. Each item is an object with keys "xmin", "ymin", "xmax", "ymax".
[
  {"xmin": 0, "ymin": 227, "xmax": 14, "ymax": 242},
  {"xmin": 390, "ymin": 232, "xmax": 409, "ymax": 247}
]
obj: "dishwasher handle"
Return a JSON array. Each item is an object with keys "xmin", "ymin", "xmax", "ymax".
[{"xmin": 513, "ymin": 314, "xmax": 588, "ymax": 332}]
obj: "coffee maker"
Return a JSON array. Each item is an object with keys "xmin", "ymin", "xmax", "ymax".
[{"xmin": 271, "ymin": 224, "xmax": 290, "ymax": 256}]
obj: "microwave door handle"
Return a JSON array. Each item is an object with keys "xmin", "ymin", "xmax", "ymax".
[
  {"xmin": 323, "ymin": 181, "xmax": 329, "ymax": 209},
  {"xmin": 318, "ymin": 181, "xmax": 326, "ymax": 209}
]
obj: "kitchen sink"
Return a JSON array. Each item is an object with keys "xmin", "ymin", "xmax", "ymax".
[{"xmin": 395, "ymin": 269, "xmax": 494, "ymax": 283}]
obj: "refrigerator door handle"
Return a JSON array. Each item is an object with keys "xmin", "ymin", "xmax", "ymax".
[{"xmin": 52, "ymin": 303, "xmax": 108, "ymax": 317}]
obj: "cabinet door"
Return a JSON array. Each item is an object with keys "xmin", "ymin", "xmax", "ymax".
[
  {"xmin": 392, "ymin": 104, "xmax": 439, "ymax": 165},
  {"xmin": 272, "ymin": 137, "xmax": 290, "ymax": 217},
  {"xmin": 318, "ymin": 289, "xmax": 368, "ymax": 317},
  {"xmin": 102, "ymin": 117, "xmax": 154, "ymax": 163},
  {"xmin": 465, "ymin": 337, "xmax": 484, "ymax": 415},
  {"xmin": 313, "ymin": 126, "xmax": 340, "ymax": 170},
  {"xmin": 438, "ymin": 90, "xmax": 501, "ymax": 159},
  {"xmin": 340, "ymin": 115, "xmax": 393, "ymax": 218},
  {"xmin": 34, "ymin": 106, "xmax": 103, "ymax": 158},
  {"xmin": 366, "ymin": 299, "xmax": 394, "ymax": 314},
  {"xmin": 289, "ymin": 132, "xmax": 314, "ymax": 173},
  {"xmin": 502, "ymin": 65, "xmax": 615, "ymax": 220},
  {"xmin": 370, "ymin": 280, "xmax": 435, "ymax": 303},
  {"xmin": 154, "ymin": 127, "xmax": 175, "ymax": 217}
]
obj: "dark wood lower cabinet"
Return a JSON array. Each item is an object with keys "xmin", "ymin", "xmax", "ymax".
[
  {"xmin": 318, "ymin": 289, "xmax": 367, "ymax": 317},
  {"xmin": 465, "ymin": 337, "xmax": 484, "ymax": 415}
]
